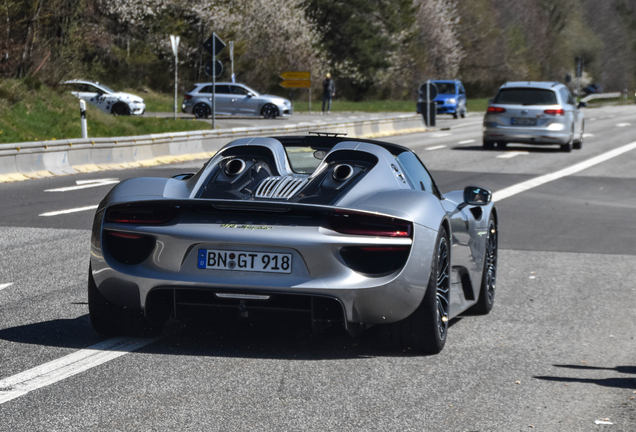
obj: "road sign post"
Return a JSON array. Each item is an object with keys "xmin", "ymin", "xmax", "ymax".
[
  {"xmin": 279, "ymin": 71, "xmax": 311, "ymax": 112},
  {"xmin": 170, "ymin": 35, "xmax": 180, "ymax": 121},
  {"xmin": 203, "ymin": 33, "xmax": 226, "ymax": 129}
]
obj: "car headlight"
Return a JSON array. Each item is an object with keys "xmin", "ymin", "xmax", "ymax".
[{"xmin": 448, "ymin": 98, "xmax": 456, "ymax": 104}]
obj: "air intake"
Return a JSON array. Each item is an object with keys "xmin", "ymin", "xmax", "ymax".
[
  {"xmin": 255, "ymin": 176, "xmax": 308, "ymax": 199},
  {"xmin": 224, "ymin": 158, "xmax": 246, "ymax": 176}
]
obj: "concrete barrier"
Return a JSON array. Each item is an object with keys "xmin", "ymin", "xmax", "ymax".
[{"xmin": 0, "ymin": 114, "xmax": 425, "ymax": 182}]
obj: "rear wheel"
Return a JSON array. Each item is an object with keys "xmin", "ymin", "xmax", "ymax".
[
  {"xmin": 453, "ymin": 111, "xmax": 459, "ymax": 119},
  {"xmin": 573, "ymin": 122, "xmax": 584, "ymax": 150},
  {"xmin": 387, "ymin": 226, "xmax": 450, "ymax": 354},
  {"xmin": 470, "ymin": 217, "xmax": 498, "ymax": 314},
  {"xmin": 262, "ymin": 103, "xmax": 278, "ymax": 119},
  {"xmin": 561, "ymin": 140, "xmax": 573, "ymax": 152},
  {"xmin": 497, "ymin": 142, "xmax": 507, "ymax": 149},
  {"xmin": 193, "ymin": 104, "xmax": 210, "ymax": 119},
  {"xmin": 88, "ymin": 265, "xmax": 163, "ymax": 337},
  {"xmin": 483, "ymin": 139, "xmax": 494, "ymax": 150}
]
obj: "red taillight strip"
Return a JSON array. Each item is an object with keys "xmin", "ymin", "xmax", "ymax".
[
  {"xmin": 487, "ymin": 106, "xmax": 506, "ymax": 113},
  {"xmin": 106, "ymin": 206, "xmax": 179, "ymax": 225},
  {"xmin": 329, "ymin": 211, "xmax": 413, "ymax": 238},
  {"xmin": 105, "ymin": 231, "xmax": 144, "ymax": 239},
  {"xmin": 544, "ymin": 109, "xmax": 565, "ymax": 116}
]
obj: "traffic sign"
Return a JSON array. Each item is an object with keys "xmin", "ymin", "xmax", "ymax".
[
  {"xmin": 203, "ymin": 34, "xmax": 226, "ymax": 56},
  {"xmin": 419, "ymin": 81, "xmax": 439, "ymax": 101},
  {"xmin": 280, "ymin": 71, "xmax": 310, "ymax": 80},
  {"xmin": 205, "ymin": 60, "xmax": 223, "ymax": 78},
  {"xmin": 280, "ymin": 80, "xmax": 311, "ymax": 88}
]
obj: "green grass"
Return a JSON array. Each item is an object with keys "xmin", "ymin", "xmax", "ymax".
[
  {"xmin": 0, "ymin": 80, "xmax": 211, "ymax": 144},
  {"xmin": 292, "ymin": 98, "xmax": 491, "ymax": 113}
]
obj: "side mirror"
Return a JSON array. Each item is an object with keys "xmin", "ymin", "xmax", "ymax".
[
  {"xmin": 577, "ymin": 101, "xmax": 587, "ymax": 109},
  {"xmin": 464, "ymin": 186, "xmax": 491, "ymax": 206},
  {"xmin": 488, "ymin": 99, "xmax": 493, "ymax": 104},
  {"xmin": 246, "ymin": 92, "xmax": 254, "ymax": 98}
]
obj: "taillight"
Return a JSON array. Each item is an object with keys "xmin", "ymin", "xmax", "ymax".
[
  {"xmin": 106, "ymin": 205, "xmax": 179, "ymax": 224},
  {"xmin": 184, "ymin": 95, "xmax": 193, "ymax": 100},
  {"xmin": 340, "ymin": 246, "xmax": 411, "ymax": 276},
  {"xmin": 487, "ymin": 106, "xmax": 506, "ymax": 113},
  {"xmin": 328, "ymin": 211, "xmax": 412, "ymax": 237},
  {"xmin": 544, "ymin": 109, "xmax": 564, "ymax": 116}
]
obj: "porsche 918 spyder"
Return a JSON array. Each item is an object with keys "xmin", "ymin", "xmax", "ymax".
[{"xmin": 88, "ymin": 134, "xmax": 498, "ymax": 354}]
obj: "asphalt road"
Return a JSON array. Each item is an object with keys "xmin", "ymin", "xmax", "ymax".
[{"xmin": 0, "ymin": 106, "xmax": 635, "ymax": 431}]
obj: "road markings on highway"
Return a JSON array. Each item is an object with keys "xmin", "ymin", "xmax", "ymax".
[
  {"xmin": 426, "ymin": 145, "xmax": 447, "ymax": 151},
  {"xmin": 458, "ymin": 139, "xmax": 475, "ymax": 145},
  {"xmin": 497, "ymin": 151, "xmax": 529, "ymax": 159},
  {"xmin": 616, "ymin": 123, "xmax": 631, "ymax": 127},
  {"xmin": 448, "ymin": 121, "xmax": 482, "ymax": 129},
  {"xmin": 0, "ymin": 283, "xmax": 13, "ymax": 291},
  {"xmin": 0, "ymin": 337, "xmax": 158, "ymax": 405},
  {"xmin": 582, "ymin": 133, "xmax": 594, "ymax": 138},
  {"xmin": 493, "ymin": 140, "xmax": 636, "ymax": 202},
  {"xmin": 45, "ymin": 178, "xmax": 120, "ymax": 192},
  {"xmin": 432, "ymin": 132, "xmax": 452, "ymax": 138},
  {"xmin": 39, "ymin": 205, "xmax": 98, "ymax": 217}
]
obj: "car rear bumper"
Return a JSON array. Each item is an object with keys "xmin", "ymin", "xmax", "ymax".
[{"xmin": 483, "ymin": 124, "xmax": 571, "ymax": 145}]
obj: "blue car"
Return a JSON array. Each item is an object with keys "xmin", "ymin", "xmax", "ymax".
[{"xmin": 427, "ymin": 80, "xmax": 467, "ymax": 119}]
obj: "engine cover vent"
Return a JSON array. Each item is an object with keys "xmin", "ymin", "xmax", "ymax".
[{"xmin": 255, "ymin": 176, "xmax": 308, "ymax": 199}]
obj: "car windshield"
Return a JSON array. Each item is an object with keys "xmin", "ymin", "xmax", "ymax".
[
  {"xmin": 493, "ymin": 88, "xmax": 558, "ymax": 105},
  {"xmin": 434, "ymin": 82, "xmax": 456, "ymax": 94},
  {"xmin": 95, "ymin": 84, "xmax": 115, "ymax": 93},
  {"xmin": 284, "ymin": 146, "xmax": 327, "ymax": 174}
]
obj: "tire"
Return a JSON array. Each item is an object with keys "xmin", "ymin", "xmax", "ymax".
[
  {"xmin": 497, "ymin": 142, "xmax": 507, "ymax": 149},
  {"xmin": 111, "ymin": 103, "xmax": 130, "ymax": 116},
  {"xmin": 483, "ymin": 139, "xmax": 494, "ymax": 150},
  {"xmin": 573, "ymin": 122, "xmax": 584, "ymax": 150},
  {"xmin": 470, "ymin": 217, "xmax": 498, "ymax": 314},
  {"xmin": 262, "ymin": 103, "xmax": 278, "ymax": 119},
  {"xmin": 88, "ymin": 265, "xmax": 163, "ymax": 337},
  {"xmin": 453, "ymin": 111, "xmax": 459, "ymax": 119},
  {"xmin": 561, "ymin": 140, "xmax": 573, "ymax": 152},
  {"xmin": 193, "ymin": 104, "xmax": 210, "ymax": 119},
  {"xmin": 387, "ymin": 226, "xmax": 451, "ymax": 354},
  {"xmin": 460, "ymin": 109, "xmax": 466, "ymax": 119}
]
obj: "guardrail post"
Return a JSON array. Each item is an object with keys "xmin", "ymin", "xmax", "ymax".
[{"xmin": 80, "ymin": 99, "xmax": 88, "ymax": 139}]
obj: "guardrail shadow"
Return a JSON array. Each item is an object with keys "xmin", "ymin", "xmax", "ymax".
[
  {"xmin": 0, "ymin": 314, "xmax": 462, "ymax": 360},
  {"xmin": 534, "ymin": 364, "xmax": 636, "ymax": 390}
]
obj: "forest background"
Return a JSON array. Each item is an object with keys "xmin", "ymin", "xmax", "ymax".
[{"xmin": 3, "ymin": 0, "xmax": 636, "ymax": 101}]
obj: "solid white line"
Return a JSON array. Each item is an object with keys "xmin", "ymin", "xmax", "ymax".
[
  {"xmin": 426, "ymin": 145, "xmax": 447, "ymax": 151},
  {"xmin": 0, "ymin": 337, "xmax": 158, "ymax": 405},
  {"xmin": 45, "ymin": 179, "xmax": 119, "ymax": 192},
  {"xmin": 458, "ymin": 139, "xmax": 475, "ymax": 144},
  {"xmin": 493, "ymin": 140, "xmax": 636, "ymax": 202},
  {"xmin": 497, "ymin": 151, "xmax": 528, "ymax": 159},
  {"xmin": 0, "ymin": 283, "xmax": 13, "ymax": 291},
  {"xmin": 39, "ymin": 205, "xmax": 98, "ymax": 217}
]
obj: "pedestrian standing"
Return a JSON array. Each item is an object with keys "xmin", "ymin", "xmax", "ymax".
[{"xmin": 322, "ymin": 73, "xmax": 335, "ymax": 114}]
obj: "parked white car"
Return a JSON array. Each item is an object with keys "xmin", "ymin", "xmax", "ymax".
[{"xmin": 62, "ymin": 80, "xmax": 146, "ymax": 115}]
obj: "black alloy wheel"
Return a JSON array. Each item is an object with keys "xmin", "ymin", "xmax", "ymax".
[
  {"xmin": 471, "ymin": 217, "xmax": 498, "ymax": 314},
  {"xmin": 434, "ymin": 235, "xmax": 451, "ymax": 341},
  {"xmin": 193, "ymin": 104, "xmax": 210, "ymax": 119},
  {"xmin": 262, "ymin": 103, "xmax": 278, "ymax": 119}
]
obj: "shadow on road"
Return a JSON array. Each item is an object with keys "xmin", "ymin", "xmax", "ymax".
[
  {"xmin": 0, "ymin": 314, "xmax": 462, "ymax": 360},
  {"xmin": 451, "ymin": 145, "xmax": 565, "ymax": 153},
  {"xmin": 534, "ymin": 364, "xmax": 636, "ymax": 390}
]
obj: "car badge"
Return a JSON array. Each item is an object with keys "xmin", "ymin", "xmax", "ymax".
[
  {"xmin": 521, "ymin": 109, "xmax": 528, "ymax": 115},
  {"xmin": 477, "ymin": 231, "xmax": 487, "ymax": 237},
  {"xmin": 221, "ymin": 224, "xmax": 272, "ymax": 230}
]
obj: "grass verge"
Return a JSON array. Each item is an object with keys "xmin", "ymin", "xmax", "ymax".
[{"xmin": 292, "ymin": 98, "xmax": 490, "ymax": 114}]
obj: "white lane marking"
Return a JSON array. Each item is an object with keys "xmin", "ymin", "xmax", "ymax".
[
  {"xmin": 432, "ymin": 132, "xmax": 452, "ymax": 138},
  {"xmin": 45, "ymin": 179, "xmax": 119, "ymax": 192},
  {"xmin": 497, "ymin": 151, "xmax": 529, "ymax": 159},
  {"xmin": 448, "ymin": 121, "xmax": 482, "ymax": 129},
  {"xmin": 616, "ymin": 123, "xmax": 631, "ymax": 127},
  {"xmin": 426, "ymin": 145, "xmax": 447, "ymax": 151},
  {"xmin": 0, "ymin": 283, "xmax": 13, "ymax": 291},
  {"xmin": 39, "ymin": 205, "xmax": 98, "ymax": 217},
  {"xmin": 582, "ymin": 133, "xmax": 594, "ymax": 138},
  {"xmin": 0, "ymin": 337, "xmax": 158, "ymax": 405},
  {"xmin": 493, "ymin": 140, "xmax": 636, "ymax": 202},
  {"xmin": 458, "ymin": 139, "xmax": 475, "ymax": 144},
  {"xmin": 589, "ymin": 118, "xmax": 597, "ymax": 121}
]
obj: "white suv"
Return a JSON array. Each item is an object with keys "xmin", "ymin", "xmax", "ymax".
[{"xmin": 483, "ymin": 81, "xmax": 585, "ymax": 152}]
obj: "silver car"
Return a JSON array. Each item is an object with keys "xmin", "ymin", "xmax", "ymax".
[
  {"xmin": 88, "ymin": 134, "xmax": 498, "ymax": 355},
  {"xmin": 483, "ymin": 81, "xmax": 585, "ymax": 152},
  {"xmin": 182, "ymin": 82, "xmax": 292, "ymax": 119}
]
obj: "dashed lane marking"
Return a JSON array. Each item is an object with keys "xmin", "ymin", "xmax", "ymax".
[
  {"xmin": 458, "ymin": 139, "xmax": 475, "ymax": 144},
  {"xmin": 0, "ymin": 337, "xmax": 158, "ymax": 405},
  {"xmin": 45, "ymin": 178, "xmax": 120, "ymax": 192},
  {"xmin": 39, "ymin": 205, "xmax": 98, "ymax": 217},
  {"xmin": 582, "ymin": 133, "xmax": 594, "ymax": 138},
  {"xmin": 0, "ymin": 283, "xmax": 13, "ymax": 291},
  {"xmin": 432, "ymin": 132, "xmax": 452, "ymax": 138},
  {"xmin": 497, "ymin": 151, "xmax": 529, "ymax": 159},
  {"xmin": 426, "ymin": 145, "xmax": 447, "ymax": 151},
  {"xmin": 616, "ymin": 123, "xmax": 631, "ymax": 127},
  {"xmin": 493, "ymin": 140, "xmax": 636, "ymax": 202}
]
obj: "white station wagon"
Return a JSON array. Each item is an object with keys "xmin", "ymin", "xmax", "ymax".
[{"xmin": 62, "ymin": 79, "xmax": 146, "ymax": 116}]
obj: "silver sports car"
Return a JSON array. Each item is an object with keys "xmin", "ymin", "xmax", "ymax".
[{"xmin": 88, "ymin": 134, "xmax": 498, "ymax": 354}]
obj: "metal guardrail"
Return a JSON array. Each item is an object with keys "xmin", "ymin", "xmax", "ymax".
[{"xmin": 581, "ymin": 92, "xmax": 624, "ymax": 103}]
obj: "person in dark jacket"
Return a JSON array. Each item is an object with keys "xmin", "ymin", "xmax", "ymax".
[{"xmin": 322, "ymin": 73, "xmax": 336, "ymax": 114}]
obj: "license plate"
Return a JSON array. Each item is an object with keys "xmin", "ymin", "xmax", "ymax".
[
  {"xmin": 197, "ymin": 249, "xmax": 292, "ymax": 274},
  {"xmin": 511, "ymin": 117, "xmax": 537, "ymax": 126}
]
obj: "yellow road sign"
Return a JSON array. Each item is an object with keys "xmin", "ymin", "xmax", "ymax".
[
  {"xmin": 280, "ymin": 71, "xmax": 311, "ymax": 80},
  {"xmin": 280, "ymin": 80, "xmax": 311, "ymax": 89}
]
